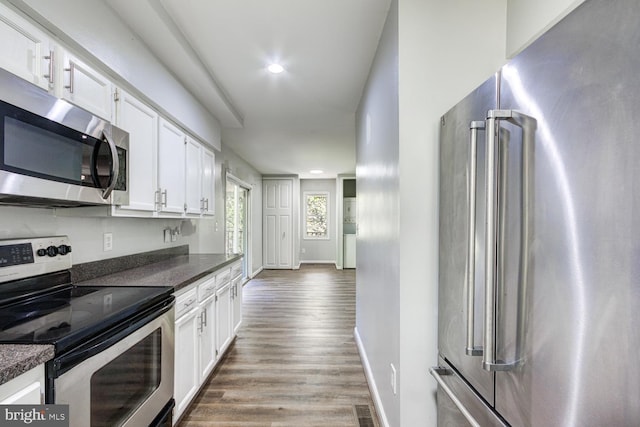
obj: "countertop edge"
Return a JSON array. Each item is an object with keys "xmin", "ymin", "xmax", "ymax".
[
  {"xmin": 172, "ymin": 255, "xmax": 243, "ymax": 292},
  {"xmin": 0, "ymin": 344, "xmax": 55, "ymax": 386}
]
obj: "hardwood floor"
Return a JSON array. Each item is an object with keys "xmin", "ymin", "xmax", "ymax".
[{"xmin": 177, "ymin": 264, "xmax": 379, "ymax": 427}]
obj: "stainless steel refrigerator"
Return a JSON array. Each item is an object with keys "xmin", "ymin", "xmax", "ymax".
[{"xmin": 432, "ymin": 0, "xmax": 640, "ymax": 425}]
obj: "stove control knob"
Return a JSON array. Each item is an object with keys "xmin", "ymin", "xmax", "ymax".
[
  {"xmin": 46, "ymin": 245, "xmax": 58, "ymax": 257},
  {"xmin": 57, "ymin": 245, "xmax": 71, "ymax": 255},
  {"xmin": 36, "ymin": 248, "xmax": 47, "ymax": 257}
]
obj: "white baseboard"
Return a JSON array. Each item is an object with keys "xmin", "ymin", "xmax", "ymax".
[
  {"xmin": 354, "ymin": 327, "xmax": 390, "ymax": 427},
  {"xmin": 250, "ymin": 266, "xmax": 263, "ymax": 278},
  {"xmin": 299, "ymin": 260, "xmax": 336, "ymax": 264}
]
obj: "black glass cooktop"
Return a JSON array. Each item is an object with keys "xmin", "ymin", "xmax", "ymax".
[{"xmin": 0, "ymin": 278, "xmax": 172, "ymax": 354}]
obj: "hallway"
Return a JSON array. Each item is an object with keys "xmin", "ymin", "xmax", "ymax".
[{"xmin": 177, "ymin": 264, "xmax": 379, "ymax": 426}]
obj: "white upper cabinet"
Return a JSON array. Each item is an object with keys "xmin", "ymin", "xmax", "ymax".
[
  {"xmin": 58, "ymin": 50, "xmax": 113, "ymax": 120},
  {"xmin": 185, "ymin": 137, "xmax": 203, "ymax": 216},
  {"xmin": 201, "ymin": 147, "xmax": 215, "ymax": 216},
  {"xmin": 185, "ymin": 140, "xmax": 216, "ymax": 217},
  {"xmin": 113, "ymin": 88, "xmax": 158, "ymax": 213},
  {"xmin": 0, "ymin": 3, "xmax": 53, "ymax": 91},
  {"xmin": 158, "ymin": 118, "xmax": 186, "ymax": 215}
]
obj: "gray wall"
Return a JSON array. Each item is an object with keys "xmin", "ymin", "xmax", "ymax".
[
  {"xmin": 355, "ymin": 1, "xmax": 400, "ymax": 425},
  {"xmin": 299, "ymin": 179, "xmax": 337, "ymax": 264}
]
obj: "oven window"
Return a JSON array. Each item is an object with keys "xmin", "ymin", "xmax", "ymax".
[{"xmin": 90, "ymin": 328, "xmax": 162, "ymax": 427}]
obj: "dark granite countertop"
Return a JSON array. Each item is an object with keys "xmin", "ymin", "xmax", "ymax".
[
  {"xmin": 0, "ymin": 345, "xmax": 54, "ymax": 385},
  {"xmin": 74, "ymin": 254, "xmax": 243, "ymax": 292}
]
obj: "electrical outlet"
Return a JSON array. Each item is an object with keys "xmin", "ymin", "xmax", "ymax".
[
  {"xmin": 164, "ymin": 229, "xmax": 171, "ymax": 243},
  {"xmin": 301, "ymin": 248, "xmax": 306, "ymax": 254},
  {"xmin": 390, "ymin": 363, "xmax": 397, "ymax": 395},
  {"xmin": 103, "ymin": 232, "xmax": 113, "ymax": 251}
]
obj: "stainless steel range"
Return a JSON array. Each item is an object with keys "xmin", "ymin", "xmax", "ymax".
[{"xmin": 0, "ymin": 236, "xmax": 175, "ymax": 427}]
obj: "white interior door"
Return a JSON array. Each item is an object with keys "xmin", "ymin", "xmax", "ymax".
[{"xmin": 263, "ymin": 179, "xmax": 292, "ymax": 269}]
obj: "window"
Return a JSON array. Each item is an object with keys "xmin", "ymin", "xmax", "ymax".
[{"xmin": 304, "ymin": 192, "xmax": 329, "ymax": 239}]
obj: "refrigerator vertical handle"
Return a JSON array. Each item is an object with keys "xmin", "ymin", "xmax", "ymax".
[
  {"xmin": 466, "ymin": 121, "xmax": 485, "ymax": 357},
  {"xmin": 482, "ymin": 109, "xmax": 536, "ymax": 372}
]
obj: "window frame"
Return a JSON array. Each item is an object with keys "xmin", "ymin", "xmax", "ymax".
[{"xmin": 303, "ymin": 191, "xmax": 330, "ymax": 240}]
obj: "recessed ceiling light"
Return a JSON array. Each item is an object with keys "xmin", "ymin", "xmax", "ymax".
[
  {"xmin": 310, "ymin": 169, "xmax": 323, "ymax": 174},
  {"xmin": 267, "ymin": 63, "xmax": 285, "ymax": 74}
]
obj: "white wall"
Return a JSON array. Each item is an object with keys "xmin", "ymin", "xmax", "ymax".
[
  {"xmin": 299, "ymin": 179, "xmax": 337, "ymax": 264},
  {"xmin": 506, "ymin": 0, "xmax": 585, "ymax": 57},
  {"xmin": 6, "ymin": 0, "xmax": 222, "ymax": 149},
  {"xmin": 355, "ymin": 0, "xmax": 400, "ymax": 425},
  {"xmin": 0, "ymin": 206, "xmax": 204, "ymax": 264},
  {"xmin": 397, "ymin": 1, "xmax": 507, "ymax": 424}
]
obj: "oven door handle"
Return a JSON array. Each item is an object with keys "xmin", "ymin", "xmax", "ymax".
[{"xmin": 51, "ymin": 299, "xmax": 173, "ymax": 378}]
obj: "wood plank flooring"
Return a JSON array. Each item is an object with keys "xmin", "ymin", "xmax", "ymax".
[{"xmin": 177, "ymin": 264, "xmax": 379, "ymax": 427}]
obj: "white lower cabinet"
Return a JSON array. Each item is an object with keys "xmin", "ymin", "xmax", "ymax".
[
  {"xmin": 231, "ymin": 261, "xmax": 243, "ymax": 334},
  {"xmin": 174, "ymin": 289, "xmax": 199, "ymax": 422},
  {"xmin": 198, "ymin": 278, "xmax": 217, "ymax": 381},
  {"xmin": 173, "ymin": 260, "xmax": 242, "ymax": 425},
  {"xmin": 215, "ymin": 281, "xmax": 232, "ymax": 357},
  {"xmin": 0, "ymin": 365, "xmax": 44, "ymax": 404}
]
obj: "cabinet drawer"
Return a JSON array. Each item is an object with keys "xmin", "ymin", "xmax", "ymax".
[
  {"xmin": 175, "ymin": 288, "xmax": 198, "ymax": 319},
  {"xmin": 230, "ymin": 261, "xmax": 242, "ymax": 279},
  {"xmin": 198, "ymin": 277, "xmax": 216, "ymax": 302},
  {"xmin": 215, "ymin": 268, "xmax": 231, "ymax": 287}
]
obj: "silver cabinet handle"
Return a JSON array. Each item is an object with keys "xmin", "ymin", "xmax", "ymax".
[
  {"xmin": 154, "ymin": 189, "xmax": 161, "ymax": 211},
  {"xmin": 64, "ymin": 62, "xmax": 75, "ymax": 93},
  {"xmin": 430, "ymin": 367, "xmax": 481, "ymax": 427},
  {"xmin": 282, "ymin": 231, "xmax": 285, "ymax": 240},
  {"xmin": 100, "ymin": 129, "xmax": 120, "ymax": 200},
  {"xmin": 205, "ymin": 198, "xmax": 209, "ymax": 212},
  {"xmin": 483, "ymin": 109, "xmax": 536, "ymax": 372},
  {"xmin": 161, "ymin": 189, "xmax": 168, "ymax": 208},
  {"xmin": 466, "ymin": 120, "xmax": 485, "ymax": 357},
  {"xmin": 43, "ymin": 50, "xmax": 54, "ymax": 84}
]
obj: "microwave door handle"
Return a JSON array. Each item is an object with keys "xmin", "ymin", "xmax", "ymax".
[{"xmin": 100, "ymin": 129, "xmax": 120, "ymax": 200}]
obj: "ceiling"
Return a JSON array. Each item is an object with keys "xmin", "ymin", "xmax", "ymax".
[{"xmin": 105, "ymin": 0, "xmax": 391, "ymax": 179}]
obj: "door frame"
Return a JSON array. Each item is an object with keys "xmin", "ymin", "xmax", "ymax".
[
  {"xmin": 225, "ymin": 171, "xmax": 252, "ymax": 281},
  {"xmin": 336, "ymin": 174, "xmax": 356, "ymax": 269}
]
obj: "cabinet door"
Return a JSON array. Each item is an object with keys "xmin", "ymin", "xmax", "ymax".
[
  {"xmin": 174, "ymin": 308, "xmax": 199, "ymax": 421},
  {"xmin": 185, "ymin": 137, "xmax": 203, "ymax": 215},
  {"xmin": 114, "ymin": 89, "xmax": 158, "ymax": 212},
  {"xmin": 199, "ymin": 296, "xmax": 216, "ymax": 381},
  {"xmin": 232, "ymin": 277, "xmax": 242, "ymax": 334},
  {"xmin": 216, "ymin": 283, "xmax": 232, "ymax": 357},
  {"xmin": 60, "ymin": 50, "xmax": 112, "ymax": 120},
  {"xmin": 0, "ymin": 3, "xmax": 52, "ymax": 91},
  {"xmin": 201, "ymin": 147, "xmax": 215, "ymax": 216},
  {"xmin": 158, "ymin": 118, "xmax": 186, "ymax": 215},
  {"xmin": 0, "ymin": 365, "xmax": 43, "ymax": 405}
]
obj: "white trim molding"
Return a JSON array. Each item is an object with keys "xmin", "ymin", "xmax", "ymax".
[{"xmin": 354, "ymin": 327, "xmax": 390, "ymax": 427}]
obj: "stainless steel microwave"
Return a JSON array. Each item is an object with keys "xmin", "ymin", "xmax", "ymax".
[{"xmin": 0, "ymin": 68, "xmax": 128, "ymax": 207}]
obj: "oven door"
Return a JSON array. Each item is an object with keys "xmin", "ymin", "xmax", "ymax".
[{"xmin": 52, "ymin": 306, "xmax": 174, "ymax": 427}]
